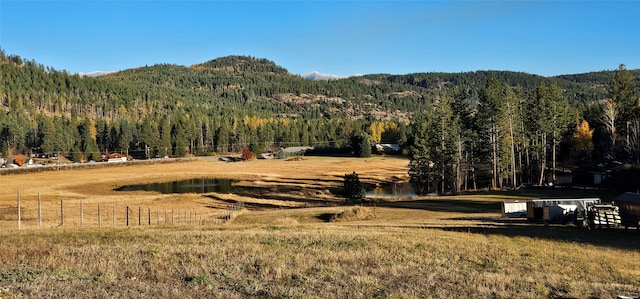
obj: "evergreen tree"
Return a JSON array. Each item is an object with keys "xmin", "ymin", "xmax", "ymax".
[
  {"xmin": 610, "ymin": 64, "xmax": 639, "ymax": 125},
  {"xmin": 158, "ymin": 116, "xmax": 172, "ymax": 158},
  {"xmin": 477, "ymin": 75, "xmax": 504, "ymax": 189},
  {"xmin": 343, "ymin": 172, "xmax": 366, "ymax": 203},
  {"xmin": 118, "ymin": 120, "xmax": 133, "ymax": 156},
  {"xmin": 79, "ymin": 118, "xmax": 101, "ymax": 161},
  {"xmin": 408, "ymin": 95, "xmax": 458, "ymax": 194},
  {"xmin": 350, "ymin": 133, "xmax": 371, "ymax": 158}
]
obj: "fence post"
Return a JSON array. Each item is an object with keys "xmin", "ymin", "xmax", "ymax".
[
  {"xmin": 61, "ymin": 199, "xmax": 64, "ymax": 227},
  {"xmin": 156, "ymin": 210, "xmax": 159, "ymax": 226},
  {"xmin": 164, "ymin": 210, "xmax": 167, "ymax": 225},
  {"xmin": 98, "ymin": 204, "xmax": 101, "ymax": 227},
  {"xmin": 17, "ymin": 188, "xmax": 21, "ymax": 230},
  {"xmin": 113, "ymin": 204, "xmax": 116, "ymax": 227},
  {"xmin": 148, "ymin": 207, "xmax": 151, "ymax": 226},
  {"xmin": 38, "ymin": 192, "xmax": 42, "ymax": 228},
  {"xmin": 80, "ymin": 199, "xmax": 83, "ymax": 227},
  {"xmin": 126, "ymin": 206, "xmax": 129, "ymax": 226},
  {"xmin": 138, "ymin": 207, "xmax": 141, "ymax": 226}
]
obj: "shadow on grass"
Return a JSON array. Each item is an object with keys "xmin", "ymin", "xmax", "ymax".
[
  {"xmin": 433, "ymin": 224, "xmax": 640, "ymax": 251},
  {"xmin": 203, "ymin": 196, "xmax": 299, "ymax": 211},
  {"xmin": 377, "ymin": 199, "xmax": 502, "ymax": 214},
  {"xmin": 316, "ymin": 213, "xmax": 335, "ymax": 222}
]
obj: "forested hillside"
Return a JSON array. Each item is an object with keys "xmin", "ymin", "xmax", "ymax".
[{"xmin": 1, "ymin": 48, "xmax": 638, "ymax": 191}]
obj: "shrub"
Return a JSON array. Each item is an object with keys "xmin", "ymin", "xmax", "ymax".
[
  {"xmin": 71, "ymin": 149, "xmax": 84, "ymax": 163},
  {"xmin": 330, "ymin": 206, "xmax": 375, "ymax": 222},
  {"xmin": 277, "ymin": 148, "xmax": 287, "ymax": 159},
  {"xmin": 13, "ymin": 154, "xmax": 27, "ymax": 166},
  {"xmin": 241, "ymin": 147, "xmax": 256, "ymax": 161}
]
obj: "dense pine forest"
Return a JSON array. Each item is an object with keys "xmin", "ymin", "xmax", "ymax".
[{"xmin": 1, "ymin": 48, "xmax": 639, "ymax": 192}]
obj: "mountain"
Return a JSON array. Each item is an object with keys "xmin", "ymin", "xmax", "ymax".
[{"xmin": 1, "ymin": 50, "xmax": 638, "ymax": 159}]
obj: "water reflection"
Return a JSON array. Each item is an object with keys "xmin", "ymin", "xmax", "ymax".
[
  {"xmin": 367, "ymin": 182, "xmax": 417, "ymax": 198},
  {"xmin": 116, "ymin": 178, "xmax": 237, "ymax": 194}
]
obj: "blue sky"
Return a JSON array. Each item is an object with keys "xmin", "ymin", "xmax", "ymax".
[{"xmin": 1, "ymin": 1, "xmax": 638, "ymax": 77}]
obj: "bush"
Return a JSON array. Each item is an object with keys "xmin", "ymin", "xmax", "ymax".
[
  {"xmin": 241, "ymin": 147, "xmax": 256, "ymax": 161},
  {"xmin": 277, "ymin": 148, "xmax": 287, "ymax": 159},
  {"xmin": 71, "ymin": 149, "xmax": 84, "ymax": 163},
  {"xmin": 13, "ymin": 154, "xmax": 27, "ymax": 166},
  {"xmin": 330, "ymin": 206, "xmax": 375, "ymax": 222}
]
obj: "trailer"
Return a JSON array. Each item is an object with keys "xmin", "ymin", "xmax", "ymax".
[
  {"xmin": 502, "ymin": 201, "xmax": 527, "ymax": 218},
  {"xmin": 542, "ymin": 204, "xmax": 578, "ymax": 224},
  {"xmin": 584, "ymin": 204, "xmax": 622, "ymax": 229}
]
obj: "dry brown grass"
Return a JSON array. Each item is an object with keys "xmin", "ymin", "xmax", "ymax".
[
  {"xmin": 1, "ymin": 156, "xmax": 639, "ymax": 298},
  {"xmin": 330, "ymin": 206, "xmax": 376, "ymax": 222}
]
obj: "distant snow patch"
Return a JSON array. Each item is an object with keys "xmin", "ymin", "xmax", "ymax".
[
  {"xmin": 78, "ymin": 71, "xmax": 116, "ymax": 77},
  {"xmin": 300, "ymin": 71, "xmax": 362, "ymax": 81}
]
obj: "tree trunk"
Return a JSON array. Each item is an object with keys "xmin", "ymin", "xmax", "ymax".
[
  {"xmin": 508, "ymin": 108, "xmax": 517, "ymax": 188},
  {"xmin": 538, "ymin": 134, "xmax": 546, "ymax": 186},
  {"xmin": 491, "ymin": 123, "xmax": 498, "ymax": 190},
  {"xmin": 552, "ymin": 130, "xmax": 557, "ymax": 184}
]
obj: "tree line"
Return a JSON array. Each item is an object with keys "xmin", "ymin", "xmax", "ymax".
[{"xmin": 408, "ymin": 65, "xmax": 640, "ymax": 193}]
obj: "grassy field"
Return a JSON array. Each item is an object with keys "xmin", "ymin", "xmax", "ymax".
[{"xmin": 1, "ymin": 156, "xmax": 639, "ymax": 298}]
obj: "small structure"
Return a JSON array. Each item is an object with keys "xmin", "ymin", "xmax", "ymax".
[
  {"xmin": 527, "ymin": 198, "xmax": 601, "ymax": 221},
  {"xmin": 502, "ymin": 201, "xmax": 527, "ymax": 218},
  {"xmin": 105, "ymin": 153, "xmax": 128, "ymax": 163},
  {"xmin": 374, "ymin": 144, "xmax": 401, "ymax": 154},
  {"xmin": 615, "ymin": 192, "xmax": 640, "ymax": 229},
  {"xmin": 283, "ymin": 146, "xmax": 314, "ymax": 155}
]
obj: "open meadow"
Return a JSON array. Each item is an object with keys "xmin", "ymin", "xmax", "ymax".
[{"xmin": 1, "ymin": 156, "xmax": 639, "ymax": 298}]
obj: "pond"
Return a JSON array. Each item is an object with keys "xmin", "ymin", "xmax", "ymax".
[
  {"xmin": 117, "ymin": 178, "xmax": 418, "ymax": 198},
  {"xmin": 115, "ymin": 178, "xmax": 237, "ymax": 194},
  {"xmin": 366, "ymin": 182, "xmax": 417, "ymax": 198}
]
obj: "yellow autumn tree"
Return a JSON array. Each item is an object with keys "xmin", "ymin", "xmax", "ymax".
[{"xmin": 573, "ymin": 120, "xmax": 594, "ymax": 152}]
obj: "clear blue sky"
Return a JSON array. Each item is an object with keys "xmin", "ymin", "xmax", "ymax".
[{"xmin": 1, "ymin": 1, "xmax": 638, "ymax": 77}]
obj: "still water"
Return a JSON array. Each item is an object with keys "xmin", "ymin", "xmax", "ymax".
[
  {"xmin": 115, "ymin": 178, "xmax": 237, "ymax": 194},
  {"xmin": 366, "ymin": 182, "xmax": 417, "ymax": 198},
  {"xmin": 117, "ymin": 178, "xmax": 417, "ymax": 198}
]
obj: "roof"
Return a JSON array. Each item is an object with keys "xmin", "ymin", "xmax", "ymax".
[
  {"xmin": 283, "ymin": 146, "xmax": 314, "ymax": 153},
  {"xmin": 615, "ymin": 192, "xmax": 640, "ymax": 205}
]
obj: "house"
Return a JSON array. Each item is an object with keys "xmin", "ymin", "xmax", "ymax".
[
  {"xmin": 283, "ymin": 146, "xmax": 314, "ymax": 154},
  {"xmin": 374, "ymin": 144, "xmax": 401, "ymax": 154},
  {"xmin": 104, "ymin": 153, "xmax": 128, "ymax": 163}
]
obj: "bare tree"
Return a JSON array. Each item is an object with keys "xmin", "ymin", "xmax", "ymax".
[
  {"xmin": 601, "ymin": 98, "xmax": 618, "ymax": 161},
  {"xmin": 626, "ymin": 117, "xmax": 640, "ymax": 165}
]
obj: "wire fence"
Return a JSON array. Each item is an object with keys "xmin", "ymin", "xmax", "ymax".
[{"xmin": 1, "ymin": 189, "xmax": 245, "ymax": 230}]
